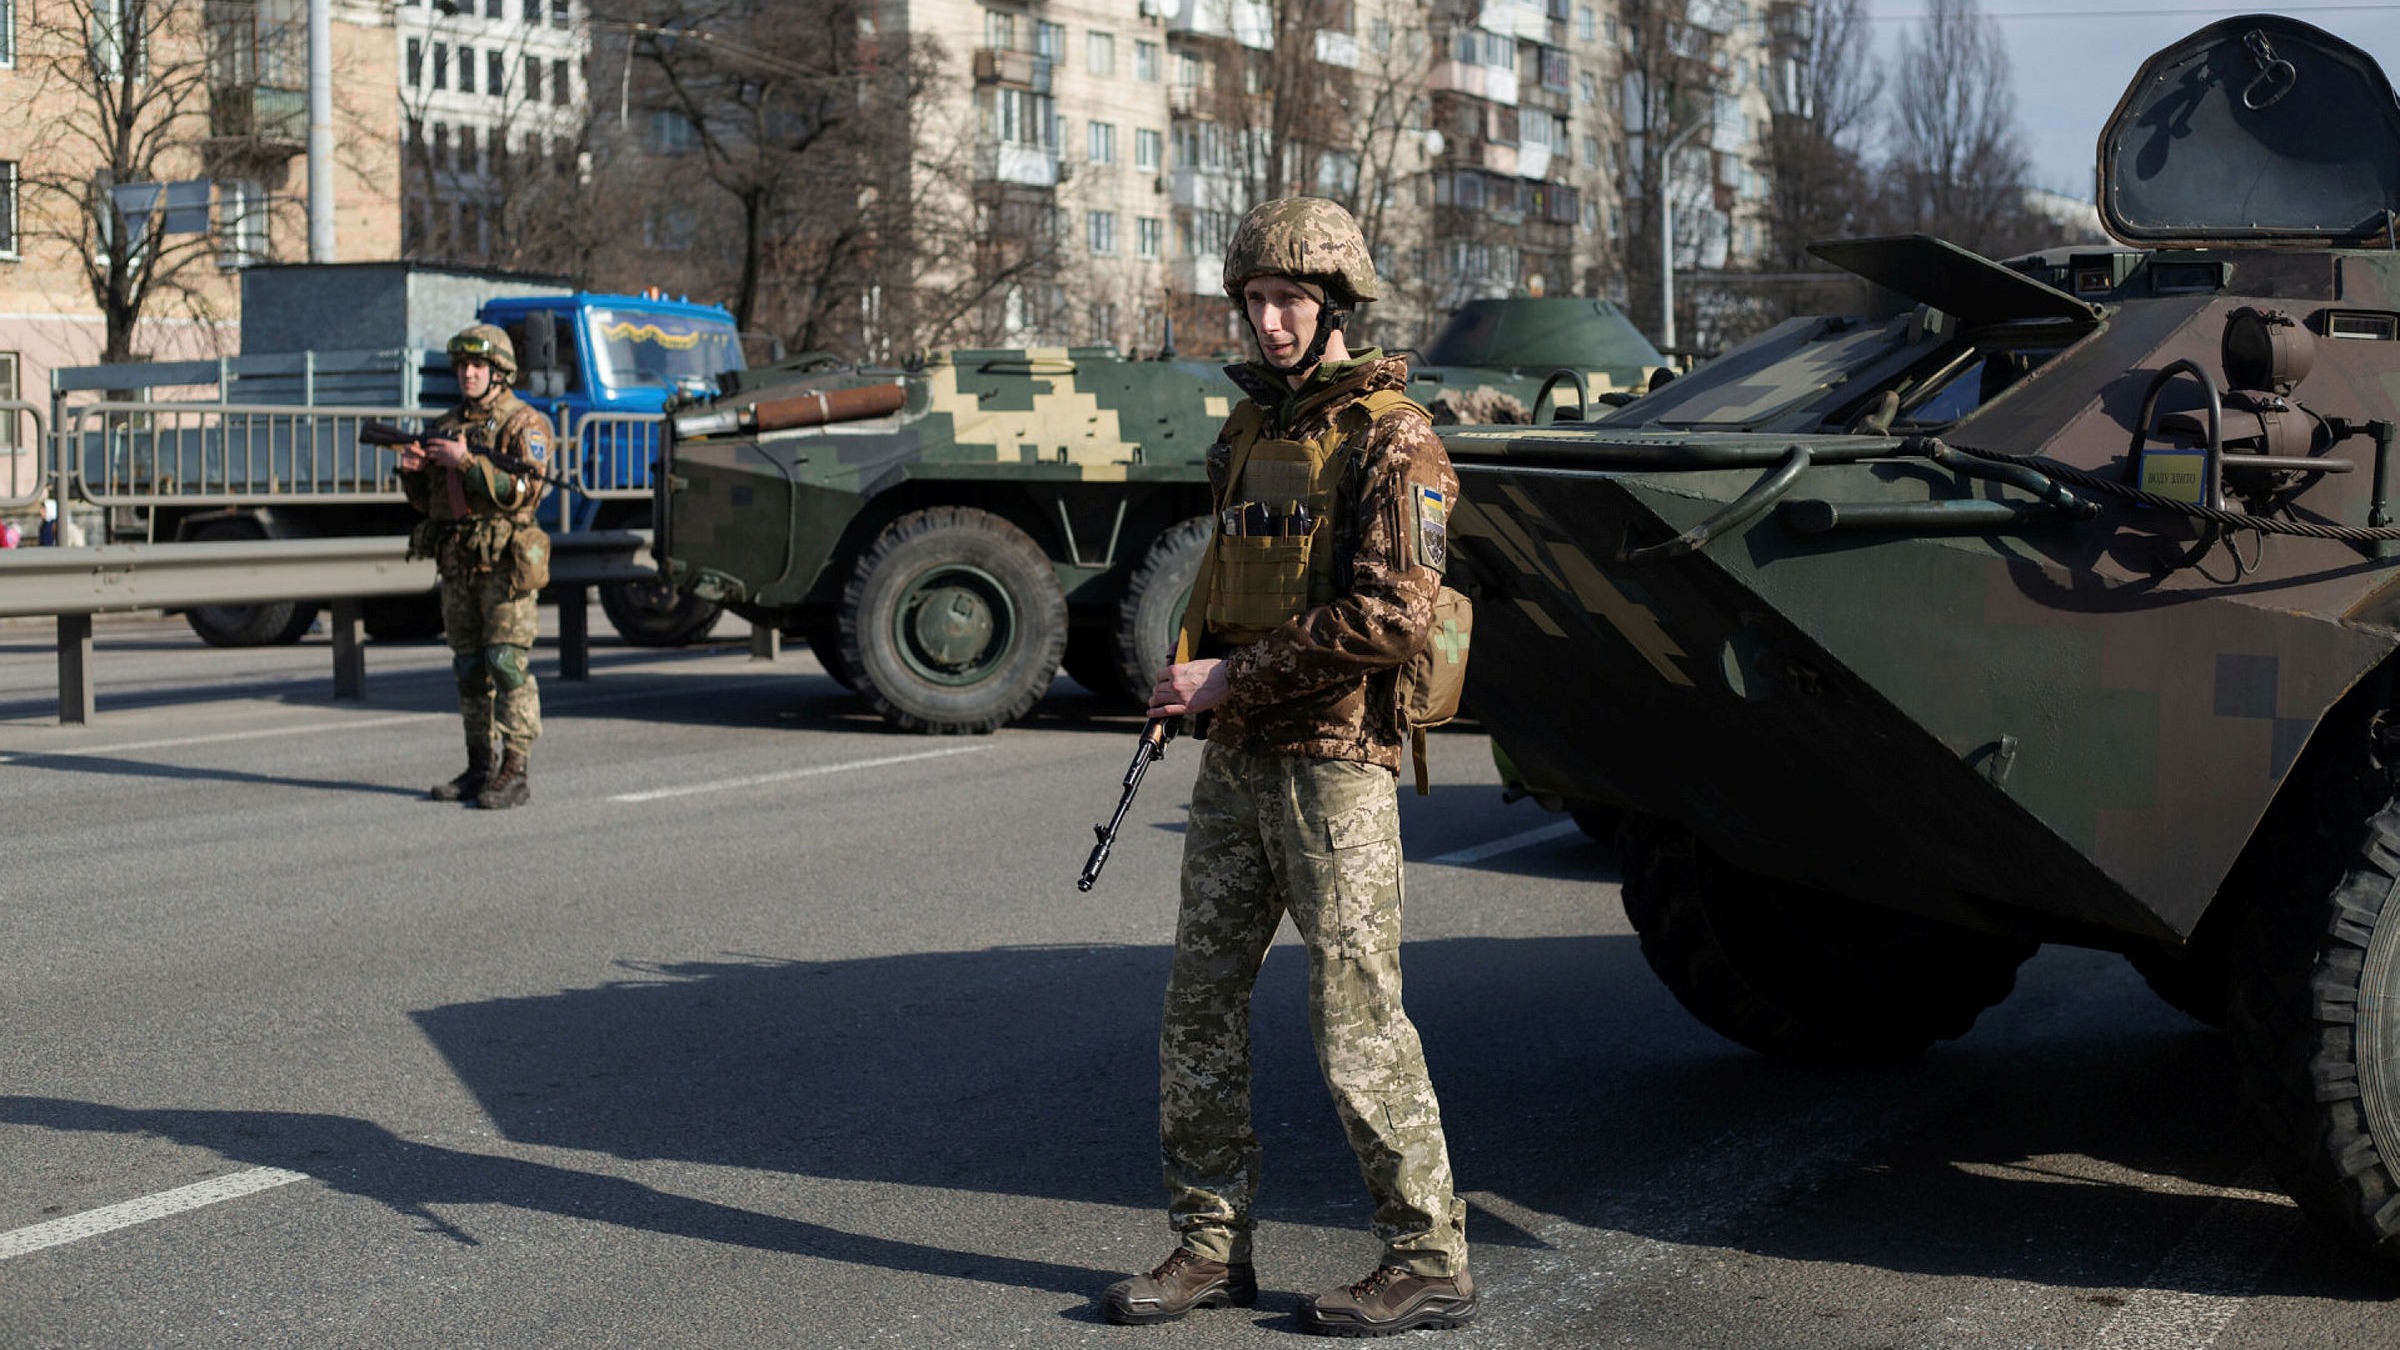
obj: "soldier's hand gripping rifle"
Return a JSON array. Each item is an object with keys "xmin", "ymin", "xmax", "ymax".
[
  {"xmin": 359, "ymin": 419, "xmax": 547, "ymax": 480},
  {"xmin": 1078, "ymin": 718, "xmax": 1176, "ymax": 892}
]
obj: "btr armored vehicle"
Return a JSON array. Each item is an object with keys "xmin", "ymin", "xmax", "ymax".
[
  {"xmin": 1443, "ymin": 16, "xmax": 2400, "ymax": 1265},
  {"xmin": 656, "ymin": 299, "xmax": 1665, "ymax": 734}
]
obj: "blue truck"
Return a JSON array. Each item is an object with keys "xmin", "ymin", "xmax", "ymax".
[{"xmin": 49, "ymin": 262, "xmax": 743, "ymax": 646}]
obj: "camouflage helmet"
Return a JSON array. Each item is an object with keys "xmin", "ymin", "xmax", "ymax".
[
  {"xmin": 1222, "ymin": 197, "xmax": 1380, "ymax": 305},
  {"xmin": 447, "ymin": 323, "xmax": 517, "ymax": 378}
]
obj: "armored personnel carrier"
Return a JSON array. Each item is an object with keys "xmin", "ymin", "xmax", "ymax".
[{"xmin": 1443, "ymin": 15, "xmax": 2400, "ymax": 1264}]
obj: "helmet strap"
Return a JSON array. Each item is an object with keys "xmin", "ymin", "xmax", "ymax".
[{"xmin": 1251, "ymin": 281, "xmax": 1350, "ymax": 377}]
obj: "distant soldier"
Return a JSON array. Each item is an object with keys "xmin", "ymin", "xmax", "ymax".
[
  {"xmin": 397, "ymin": 324, "xmax": 553, "ymax": 810},
  {"xmin": 1102, "ymin": 198, "xmax": 1474, "ymax": 1336}
]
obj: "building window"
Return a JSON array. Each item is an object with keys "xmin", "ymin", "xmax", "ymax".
[
  {"xmin": 91, "ymin": 0, "xmax": 144, "ymax": 82},
  {"xmin": 406, "ymin": 37, "xmax": 422, "ymax": 86},
  {"xmin": 1087, "ymin": 209, "xmax": 1116, "ymax": 256},
  {"xmin": 1175, "ymin": 51, "xmax": 1200, "ymax": 89},
  {"xmin": 1087, "ymin": 31, "xmax": 1113, "ymax": 77},
  {"xmin": 1583, "ymin": 134, "xmax": 1599, "ymax": 168},
  {"xmin": 1087, "ymin": 120, "xmax": 1115, "ymax": 166},
  {"xmin": 1134, "ymin": 127, "xmax": 1161, "ymax": 173},
  {"xmin": 1577, "ymin": 5, "xmax": 1595, "ymax": 41},
  {"xmin": 551, "ymin": 58, "xmax": 568, "ymax": 105},
  {"xmin": 550, "ymin": 0, "xmax": 567, "ymax": 27},
  {"xmin": 488, "ymin": 49, "xmax": 504, "ymax": 97},
  {"xmin": 0, "ymin": 352, "xmax": 17, "ymax": 452},
  {"xmin": 650, "ymin": 108, "xmax": 695, "ymax": 154},
  {"xmin": 459, "ymin": 125, "xmax": 479, "ymax": 175},
  {"xmin": 1034, "ymin": 20, "xmax": 1062, "ymax": 61},
  {"xmin": 995, "ymin": 87, "xmax": 1055, "ymax": 148},
  {"xmin": 984, "ymin": 9, "xmax": 1014, "ymax": 51},
  {"xmin": 217, "ymin": 178, "xmax": 267, "ymax": 269},
  {"xmin": 0, "ymin": 160, "xmax": 16, "ymax": 257},
  {"xmin": 644, "ymin": 203, "xmax": 696, "ymax": 251},
  {"xmin": 524, "ymin": 0, "xmax": 539, "ymax": 22},
  {"xmin": 1133, "ymin": 38, "xmax": 1158, "ymax": 82},
  {"xmin": 458, "ymin": 45, "xmax": 475, "ymax": 94},
  {"xmin": 525, "ymin": 54, "xmax": 541, "ymax": 102},
  {"xmin": 485, "ymin": 0, "xmax": 501, "ymax": 17},
  {"xmin": 1136, "ymin": 215, "xmax": 1162, "ymax": 259},
  {"xmin": 2, "ymin": 0, "xmax": 18, "ymax": 67},
  {"xmin": 431, "ymin": 121, "xmax": 449, "ymax": 172},
  {"xmin": 432, "ymin": 41, "xmax": 448, "ymax": 91}
]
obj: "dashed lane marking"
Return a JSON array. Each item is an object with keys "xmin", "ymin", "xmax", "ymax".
[
  {"xmin": 611, "ymin": 745, "xmax": 991, "ymax": 802},
  {"xmin": 0, "ymin": 1168, "xmax": 310, "ymax": 1261},
  {"xmin": 1421, "ymin": 819, "xmax": 1584, "ymax": 866}
]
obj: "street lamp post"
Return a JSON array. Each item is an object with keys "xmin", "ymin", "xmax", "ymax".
[{"xmin": 1657, "ymin": 118, "xmax": 1707, "ymax": 353}]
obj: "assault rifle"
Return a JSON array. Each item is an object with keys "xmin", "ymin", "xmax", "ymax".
[
  {"xmin": 1078, "ymin": 717, "xmax": 1176, "ymax": 892},
  {"xmin": 359, "ymin": 419, "xmax": 548, "ymax": 481}
]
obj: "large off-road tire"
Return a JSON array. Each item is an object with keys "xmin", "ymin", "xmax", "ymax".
[
  {"xmin": 183, "ymin": 520, "xmax": 317, "ymax": 647},
  {"xmin": 2227, "ymin": 729, "xmax": 2400, "ymax": 1264},
  {"xmin": 1616, "ymin": 813, "xmax": 2038, "ymax": 1064},
  {"xmin": 1112, "ymin": 516, "xmax": 1212, "ymax": 701},
  {"xmin": 839, "ymin": 507, "xmax": 1067, "ymax": 734},
  {"xmin": 599, "ymin": 576, "xmax": 725, "ymax": 646}
]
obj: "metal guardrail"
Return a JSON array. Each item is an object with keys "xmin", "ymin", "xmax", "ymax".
[
  {"xmin": 566, "ymin": 410, "xmax": 665, "ymax": 501},
  {"xmin": 62, "ymin": 400, "xmax": 429, "ymax": 508},
  {"xmin": 2, "ymin": 530, "xmax": 658, "ymax": 725},
  {"xmin": 1, "ymin": 400, "xmax": 48, "ymax": 511}
]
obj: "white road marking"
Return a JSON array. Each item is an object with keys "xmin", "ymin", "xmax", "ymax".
[
  {"xmin": 1422, "ymin": 818, "xmax": 1583, "ymax": 866},
  {"xmin": 0, "ymin": 1168, "xmax": 309, "ymax": 1261},
  {"xmin": 0, "ymin": 715, "xmax": 439, "ymax": 762},
  {"xmin": 611, "ymin": 745, "xmax": 991, "ymax": 802}
]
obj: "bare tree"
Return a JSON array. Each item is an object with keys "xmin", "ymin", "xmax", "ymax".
[
  {"xmin": 13, "ymin": 0, "xmax": 231, "ymax": 363},
  {"xmin": 1759, "ymin": 0, "xmax": 1879, "ymax": 270},
  {"xmin": 1879, "ymin": 0, "xmax": 2038, "ymax": 256},
  {"xmin": 1610, "ymin": 0, "xmax": 1729, "ymax": 346}
]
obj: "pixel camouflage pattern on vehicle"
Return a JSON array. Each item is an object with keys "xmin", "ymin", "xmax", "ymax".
[
  {"xmin": 1442, "ymin": 15, "xmax": 2400, "ymax": 1267},
  {"xmin": 655, "ymin": 301, "xmax": 1662, "ymax": 736}
]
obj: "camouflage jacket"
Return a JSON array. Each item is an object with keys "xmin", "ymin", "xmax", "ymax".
[
  {"xmin": 399, "ymin": 389, "xmax": 553, "ymax": 577},
  {"xmin": 1202, "ymin": 350, "xmax": 1458, "ymax": 769}
]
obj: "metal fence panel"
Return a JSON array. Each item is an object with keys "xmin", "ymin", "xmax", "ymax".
[
  {"xmin": 1, "ymin": 400, "xmax": 48, "ymax": 510},
  {"xmin": 61, "ymin": 401, "xmax": 434, "ymax": 508},
  {"xmin": 567, "ymin": 410, "xmax": 666, "ymax": 501}
]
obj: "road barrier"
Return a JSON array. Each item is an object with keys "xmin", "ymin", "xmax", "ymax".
[{"xmin": 0, "ymin": 530, "xmax": 655, "ymax": 724}]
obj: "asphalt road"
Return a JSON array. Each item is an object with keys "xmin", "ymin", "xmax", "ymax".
[{"xmin": 1, "ymin": 615, "xmax": 2396, "ymax": 1348}]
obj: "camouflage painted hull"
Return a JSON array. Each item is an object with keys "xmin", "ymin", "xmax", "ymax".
[{"xmin": 1450, "ymin": 424, "xmax": 2400, "ymax": 945}]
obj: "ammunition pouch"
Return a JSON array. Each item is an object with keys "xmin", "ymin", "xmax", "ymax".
[{"xmin": 413, "ymin": 515, "xmax": 549, "ymax": 591}]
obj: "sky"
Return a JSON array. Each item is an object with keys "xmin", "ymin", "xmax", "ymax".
[{"xmin": 1872, "ymin": 2, "xmax": 2400, "ymax": 201}]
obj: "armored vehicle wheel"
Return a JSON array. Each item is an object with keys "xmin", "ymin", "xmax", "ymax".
[
  {"xmin": 1617, "ymin": 814, "xmax": 2037, "ymax": 1065},
  {"xmin": 600, "ymin": 576, "xmax": 725, "ymax": 646},
  {"xmin": 839, "ymin": 507, "xmax": 1067, "ymax": 734},
  {"xmin": 1064, "ymin": 627, "xmax": 1133, "ymax": 702},
  {"xmin": 183, "ymin": 521, "xmax": 318, "ymax": 647},
  {"xmin": 1112, "ymin": 517, "xmax": 1212, "ymax": 702},
  {"xmin": 805, "ymin": 623, "xmax": 857, "ymax": 690},
  {"xmin": 2228, "ymin": 777, "xmax": 2400, "ymax": 1264}
]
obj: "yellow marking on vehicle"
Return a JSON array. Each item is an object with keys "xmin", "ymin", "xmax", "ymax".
[
  {"xmin": 1204, "ymin": 395, "xmax": 1231, "ymax": 419},
  {"xmin": 1515, "ymin": 597, "xmax": 1566, "ymax": 638},
  {"xmin": 1547, "ymin": 541, "xmax": 1695, "ymax": 687}
]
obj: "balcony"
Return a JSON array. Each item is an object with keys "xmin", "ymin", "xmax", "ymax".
[
  {"xmin": 1168, "ymin": 254, "xmax": 1226, "ymax": 295},
  {"xmin": 973, "ymin": 48, "xmax": 1054, "ymax": 92},
  {"xmin": 1314, "ymin": 30, "xmax": 1359, "ymax": 69},
  {"xmin": 1482, "ymin": 0, "xmax": 1550, "ymax": 42},
  {"xmin": 976, "ymin": 142, "xmax": 1062, "ymax": 188},
  {"xmin": 1427, "ymin": 60, "xmax": 1519, "ymax": 106},
  {"xmin": 1167, "ymin": 167, "xmax": 1243, "ymax": 209},
  {"xmin": 209, "ymin": 85, "xmax": 306, "ymax": 155},
  {"xmin": 1163, "ymin": 0, "xmax": 1273, "ymax": 50}
]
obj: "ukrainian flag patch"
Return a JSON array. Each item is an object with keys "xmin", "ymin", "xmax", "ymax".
[{"xmin": 1413, "ymin": 484, "xmax": 1449, "ymax": 571}]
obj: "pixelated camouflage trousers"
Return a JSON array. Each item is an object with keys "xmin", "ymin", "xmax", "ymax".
[
  {"xmin": 1160, "ymin": 741, "xmax": 1467, "ymax": 1276},
  {"xmin": 440, "ymin": 570, "xmax": 542, "ymax": 756}
]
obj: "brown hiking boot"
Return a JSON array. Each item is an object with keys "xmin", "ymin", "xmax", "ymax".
[
  {"xmin": 1300, "ymin": 1265, "xmax": 1476, "ymax": 1337},
  {"xmin": 475, "ymin": 750, "xmax": 530, "ymax": 810},
  {"xmin": 1101, "ymin": 1248, "xmax": 1258, "ymax": 1325},
  {"xmin": 429, "ymin": 744, "xmax": 492, "ymax": 802}
]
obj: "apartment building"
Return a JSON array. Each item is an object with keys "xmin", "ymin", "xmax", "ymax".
[
  {"xmin": 0, "ymin": 0, "xmax": 397, "ymax": 491},
  {"xmin": 394, "ymin": 0, "xmax": 588, "ymax": 263},
  {"xmin": 889, "ymin": 0, "xmax": 1811, "ymax": 354}
]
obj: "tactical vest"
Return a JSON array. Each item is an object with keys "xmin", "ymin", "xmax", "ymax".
[{"xmin": 1177, "ymin": 388, "xmax": 1424, "ymax": 656}]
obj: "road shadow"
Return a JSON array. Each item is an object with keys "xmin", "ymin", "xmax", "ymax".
[
  {"xmin": 0, "ymin": 751, "xmax": 423, "ymax": 798},
  {"xmin": 10, "ymin": 937, "xmax": 2390, "ymax": 1300}
]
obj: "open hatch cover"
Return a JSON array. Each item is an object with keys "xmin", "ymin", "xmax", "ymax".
[{"xmin": 2100, "ymin": 14, "xmax": 2400, "ymax": 248}]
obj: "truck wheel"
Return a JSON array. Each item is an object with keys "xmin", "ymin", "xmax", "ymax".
[
  {"xmin": 1112, "ymin": 516, "xmax": 1211, "ymax": 702},
  {"xmin": 599, "ymin": 576, "xmax": 724, "ymax": 646},
  {"xmin": 183, "ymin": 520, "xmax": 318, "ymax": 647},
  {"xmin": 839, "ymin": 507, "xmax": 1066, "ymax": 734},
  {"xmin": 2228, "ymin": 790, "xmax": 2400, "ymax": 1263},
  {"xmin": 1617, "ymin": 813, "xmax": 2037, "ymax": 1065}
]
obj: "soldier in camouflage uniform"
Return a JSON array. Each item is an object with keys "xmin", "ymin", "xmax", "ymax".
[
  {"xmin": 1103, "ymin": 198, "xmax": 1474, "ymax": 1337},
  {"xmin": 397, "ymin": 324, "xmax": 553, "ymax": 810}
]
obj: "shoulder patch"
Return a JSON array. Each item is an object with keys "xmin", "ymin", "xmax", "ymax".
[{"xmin": 1413, "ymin": 483, "xmax": 1449, "ymax": 572}]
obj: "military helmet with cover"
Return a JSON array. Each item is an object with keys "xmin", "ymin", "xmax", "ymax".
[
  {"xmin": 1222, "ymin": 197, "xmax": 1381, "ymax": 306},
  {"xmin": 448, "ymin": 323, "xmax": 518, "ymax": 378}
]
